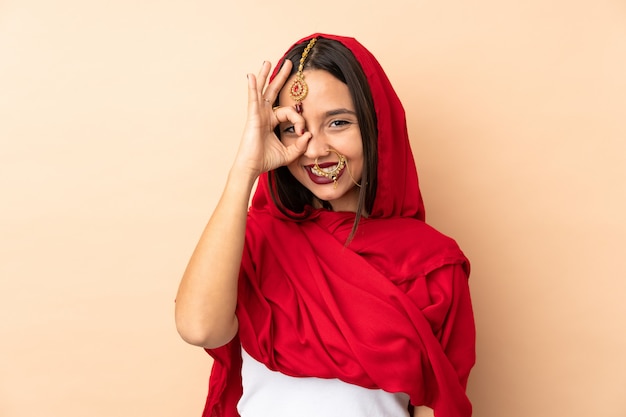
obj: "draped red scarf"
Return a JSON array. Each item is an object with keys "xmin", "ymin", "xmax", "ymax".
[{"xmin": 202, "ymin": 34, "xmax": 475, "ymax": 417}]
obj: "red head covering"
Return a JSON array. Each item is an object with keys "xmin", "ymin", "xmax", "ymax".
[
  {"xmin": 251, "ymin": 33, "xmax": 425, "ymax": 220},
  {"xmin": 202, "ymin": 34, "xmax": 474, "ymax": 417}
]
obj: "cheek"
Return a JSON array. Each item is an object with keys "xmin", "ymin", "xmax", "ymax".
[
  {"xmin": 351, "ymin": 158, "xmax": 364, "ymax": 181},
  {"xmin": 350, "ymin": 138, "xmax": 365, "ymax": 175},
  {"xmin": 286, "ymin": 161, "xmax": 302, "ymax": 180}
]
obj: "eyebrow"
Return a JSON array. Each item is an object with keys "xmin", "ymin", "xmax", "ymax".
[{"xmin": 324, "ymin": 108, "xmax": 357, "ymax": 117}]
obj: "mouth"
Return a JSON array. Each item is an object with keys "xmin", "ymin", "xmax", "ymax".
[{"xmin": 306, "ymin": 161, "xmax": 346, "ymax": 185}]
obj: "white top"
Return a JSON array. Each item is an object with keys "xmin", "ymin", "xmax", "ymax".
[{"xmin": 238, "ymin": 348, "xmax": 410, "ymax": 417}]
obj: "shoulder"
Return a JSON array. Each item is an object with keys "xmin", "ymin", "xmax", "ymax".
[
  {"xmin": 357, "ymin": 217, "xmax": 461, "ymax": 249},
  {"xmin": 352, "ymin": 217, "xmax": 469, "ymax": 276}
]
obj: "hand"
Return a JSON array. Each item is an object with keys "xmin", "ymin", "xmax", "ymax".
[{"xmin": 234, "ymin": 60, "xmax": 312, "ymax": 177}]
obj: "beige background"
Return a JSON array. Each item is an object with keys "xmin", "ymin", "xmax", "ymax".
[{"xmin": 1, "ymin": 0, "xmax": 625, "ymax": 416}]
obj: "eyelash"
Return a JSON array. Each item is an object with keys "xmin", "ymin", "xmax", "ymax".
[
  {"xmin": 330, "ymin": 120, "xmax": 351, "ymax": 127},
  {"xmin": 282, "ymin": 120, "xmax": 351, "ymax": 134}
]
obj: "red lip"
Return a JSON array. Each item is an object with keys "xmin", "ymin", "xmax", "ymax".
[
  {"xmin": 315, "ymin": 162, "xmax": 338, "ymax": 169},
  {"xmin": 305, "ymin": 162, "xmax": 345, "ymax": 185}
]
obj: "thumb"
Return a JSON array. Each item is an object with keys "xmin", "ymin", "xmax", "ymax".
[
  {"xmin": 294, "ymin": 131, "xmax": 312, "ymax": 153},
  {"xmin": 283, "ymin": 132, "xmax": 312, "ymax": 163}
]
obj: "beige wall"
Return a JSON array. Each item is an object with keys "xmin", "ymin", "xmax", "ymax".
[{"xmin": 1, "ymin": 1, "xmax": 625, "ymax": 416}]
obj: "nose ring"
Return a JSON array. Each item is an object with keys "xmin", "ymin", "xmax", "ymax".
[{"xmin": 313, "ymin": 149, "xmax": 347, "ymax": 189}]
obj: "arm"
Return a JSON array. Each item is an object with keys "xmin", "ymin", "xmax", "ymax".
[
  {"xmin": 432, "ymin": 263, "xmax": 476, "ymax": 389},
  {"xmin": 174, "ymin": 60, "xmax": 311, "ymax": 349},
  {"xmin": 174, "ymin": 168, "xmax": 254, "ymax": 348},
  {"xmin": 413, "ymin": 406, "xmax": 434, "ymax": 417},
  {"xmin": 408, "ymin": 263, "xmax": 475, "ymax": 415}
]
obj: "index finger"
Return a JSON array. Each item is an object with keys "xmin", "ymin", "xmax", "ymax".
[{"xmin": 273, "ymin": 105, "xmax": 307, "ymax": 136}]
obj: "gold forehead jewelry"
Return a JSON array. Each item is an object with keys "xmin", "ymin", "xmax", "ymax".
[
  {"xmin": 313, "ymin": 148, "xmax": 346, "ymax": 189},
  {"xmin": 290, "ymin": 38, "xmax": 317, "ymax": 114}
]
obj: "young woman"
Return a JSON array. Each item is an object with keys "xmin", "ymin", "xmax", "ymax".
[{"xmin": 175, "ymin": 34, "xmax": 475, "ymax": 417}]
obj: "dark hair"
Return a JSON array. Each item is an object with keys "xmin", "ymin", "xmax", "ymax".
[{"xmin": 268, "ymin": 37, "xmax": 378, "ymax": 242}]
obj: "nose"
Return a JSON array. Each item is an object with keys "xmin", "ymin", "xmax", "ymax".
[{"xmin": 302, "ymin": 130, "xmax": 330, "ymax": 160}]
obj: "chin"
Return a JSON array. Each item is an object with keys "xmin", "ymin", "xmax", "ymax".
[
  {"xmin": 313, "ymin": 188, "xmax": 358, "ymax": 211},
  {"xmin": 312, "ymin": 187, "xmax": 344, "ymax": 202}
]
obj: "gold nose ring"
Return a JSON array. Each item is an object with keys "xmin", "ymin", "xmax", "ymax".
[{"xmin": 313, "ymin": 149, "xmax": 347, "ymax": 189}]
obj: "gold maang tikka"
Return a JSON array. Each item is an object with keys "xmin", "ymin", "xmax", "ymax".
[{"xmin": 290, "ymin": 38, "xmax": 317, "ymax": 114}]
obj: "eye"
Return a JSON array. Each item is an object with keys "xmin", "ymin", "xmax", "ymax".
[
  {"xmin": 282, "ymin": 125, "xmax": 296, "ymax": 134},
  {"xmin": 330, "ymin": 120, "xmax": 351, "ymax": 128}
]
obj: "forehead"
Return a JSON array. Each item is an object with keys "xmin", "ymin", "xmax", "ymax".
[{"xmin": 278, "ymin": 69, "xmax": 354, "ymax": 111}]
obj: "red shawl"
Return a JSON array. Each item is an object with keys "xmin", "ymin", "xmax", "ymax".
[{"xmin": 202, "ymin": 34, "xmax": 475, "ymax": 417}]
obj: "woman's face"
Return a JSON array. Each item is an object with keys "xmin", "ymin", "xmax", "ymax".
[{"xmin": 278, "ymin": 69, "xmax": 363, "ymax": 213}]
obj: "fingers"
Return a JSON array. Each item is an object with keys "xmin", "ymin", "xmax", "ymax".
[
  {"xmin": 273, "ymin": 105, "xmax": 310, "ymax": 164},
  {"xmin": 246, "ymin": 72, "xmax": 258, "ymax": 105},
  {"xmin": 262, "ymin": 60, "xmax": 293, "ymax": 104},
  {"xmin": 247, "ymin": 61, "xmax": 271, "ymax": 107},
  {"xmin": 283, "ymin": 131, "xmax": 312, "ymax": 164},
  {"xmin": 255, "ymin": 61, "xmax": 272, "ymax": 99},
  {"xmin": 250, "ymin": 59, "xmax": 294, "ymax": 110},
  {"xmin": 272, "ymin": 105, "xmax": 307, "ymax": 135}
]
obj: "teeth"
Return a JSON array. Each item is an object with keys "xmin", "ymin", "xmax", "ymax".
[
  {"xmin": 311, "ymin": 165, "xmax": 339, "ymax": 178},
  {"xmin": 313, "ymin": 165, "xmax": 338, "ymax": 175},
  {"xmin": 311, "ymin": 156, "xmax": 346, "ymax": 180}
]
